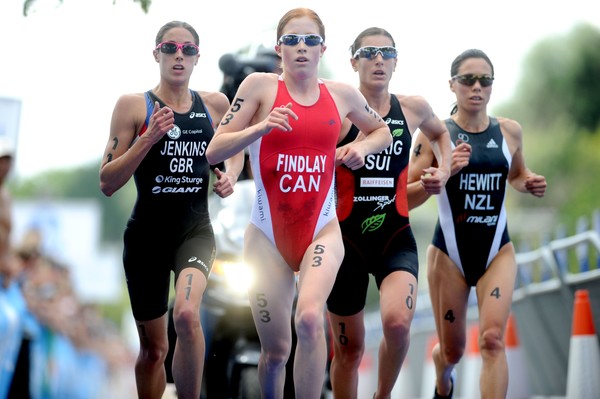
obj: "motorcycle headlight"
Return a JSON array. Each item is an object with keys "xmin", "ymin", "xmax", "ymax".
[{"xmin": 213, "ymin": 260, "xmax": 255, "ymax": 295}]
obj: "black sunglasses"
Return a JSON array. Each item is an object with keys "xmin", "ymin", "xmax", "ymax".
[
  {"xmin": 278, "ymin": 34, "xmax": 324, "ymax": 47},
  {"xmin": 452, "ymin": 74, "xmax": 494, "ymax": 87},
  {"xmin": 156, "ymin": 41, "xmax": 200, "ymax": 56}
]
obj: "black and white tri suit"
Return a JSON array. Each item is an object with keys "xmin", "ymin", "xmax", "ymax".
[{"xmin": 432, "ymin": 117, "xmax": 511, "ymax": 286}]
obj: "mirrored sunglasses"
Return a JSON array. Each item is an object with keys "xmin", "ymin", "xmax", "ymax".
[
  {"xmin": 353, "ymin": 46, "xmax": 398, "ymax": 60},
  {"xmin": 156, "ymin": 41, "xmax": 200, "ymax": 56},
  {"xmin": 278, "ymin": 34, "xmax": 324, "ymax": 47},
  {"xmin": 452, "ymin": 74, "xmax": 494, "ymax": 87}
]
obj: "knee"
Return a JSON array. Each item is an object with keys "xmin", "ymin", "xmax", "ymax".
[
  {"xmin": 334, "ymin": 339, "xmax": 364, "ymax": 369},
  {"xmin": 173, "ymin": 306, "xmax": 200, "ymax": 339},
  {"xmin": 480, "ymin": 327, "xmax": 504, "ymax": 358},
  {"xmin": 295, "ymin": 307, "xmax": 324, "ymax": 343},
  {"xmin": 440, "ymin": 342, "xmax": 465, "ymax": 365},
  {"xmin": 262, "ymin": 342, "xmax": 291, "ymax": 371},
  {"xmin": 382, "ymin": 314, "xmax": 411, "ymax": 347},
  {"xmin": 139, "ymin": 336, "xmax": 169, "ymax": 365}
]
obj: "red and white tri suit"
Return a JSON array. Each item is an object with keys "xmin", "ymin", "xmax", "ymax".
[{"xmin": 248, "ymin": 76, "xmax": 340, "ymax": 271}]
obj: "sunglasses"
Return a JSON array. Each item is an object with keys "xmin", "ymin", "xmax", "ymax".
[
  {"xmin": 452, "ymin": 74, "xmax": 494, "ymax": 87},
  {"xmin": 156, "ymin": 41, "xmax": 200, "ymax": 56},
  {"xmin": 278, "ymin": 34, "xmax": 324, "ymax": 47},
  {"xmin": 353, "ymin": 46, "xmax": 398, "ymax": 60}
]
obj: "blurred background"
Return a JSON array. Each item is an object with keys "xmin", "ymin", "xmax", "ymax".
[{"xmin": 1, "ymin": 0, "xmax": 599, "ymax": 397}]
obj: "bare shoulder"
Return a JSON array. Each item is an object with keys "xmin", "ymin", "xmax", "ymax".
[
  {"xmin": 497, "ymin": 116, "xmax": 523, "ymax": 138},
  {"xmin": 322, "ymin": 78, "xmax": 357, "ymax": 97},
  {"xmin": 397, "ymin": 94, "xmax": 433, "ymax": 117},
  {"xmin": 197, "ymin": 90, "xmax": 228, "ymax": 105},
  {"xmin": 114, "ymin": 92, "xmax": 146, "ymax": 109},
  {"xmin": 397, "ymin": 93, "xmax": 429, "ymax": 109},
  {"xmin": 111, "ymin": 92, "xmax": 148, "ymax": 130},
  {"xmin": 233, "ymin": 72, "xmax": 279, "ymax": 107},
  {"xmin": 496, "ymin": 116, "xmax": 524, "ymax": 155},
  {"xmin": 322, "ymin": 79, "xmax": 366, "ymax": 118},
  {"xmin": 197, "ymin": 90, "xmax": 230, "ymax": 114},
  {"xmin": 241, "ymin": 72, "xmax": 279, "ymax": 90},
  {"xmin": 215, "ymin": 72, "xmax": 280, "ymax": 129}
]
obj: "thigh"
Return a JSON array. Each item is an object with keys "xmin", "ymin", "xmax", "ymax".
[
  {"xmin": 245, "ymin": 224, "xmax": 297, "ymax": 352},
  {"xmin": 174, "ymin": 223, "xmax": 216, "ymax": 281},
  {"xmin": 296, "ymin": 219, "xmax": 345, "ymax": 312},
  {"xmin": 173, "ymin": 225, "xmax": 215, "ymax": 314},
  {"xmin": 476, "ymin": 243, "xmax": 517, "ymax": 334},
  {"xmin": 328, "ymin": 310, "xmax": 365, "ymax": 352},
  {"xmin": 427, "ymin": 245, "xmax": 471, "ymax": 349},
  {"xmin": 379, "ymin": 270, "xmax": 418, "ymax": 327},
  {"xmin": 326, "ymin": 239, "xmax": 370, "ymax": 317},
  {"xmin": 124, "ymin": 223, "xmax": 172, "ymax": 321},
  {"xmin": 135, "ymin": 312, "xmax": 169, "ymax": 349},
  {"xmin": 173, "ymin": 267, "xmax": 207, "ymax": 317},
  {"xmin": 376, "ymin": 226, "xmax": 419, "ymax": 286}
]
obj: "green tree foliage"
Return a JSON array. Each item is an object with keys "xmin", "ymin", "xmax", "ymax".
[
  {"xmin": 10, "ymin": 164, "xmax": 136, "ymax": 243},
  {"xmin": 504, "ymin": 23, "xmax": 600, "ymax": 133},
  {"xmin": 23, "ymin": 0, "xmax": 152, "ymax": 16},
  {"xmin": 496, "ymin": 22, "xmax": 600, "ymax": 234}
]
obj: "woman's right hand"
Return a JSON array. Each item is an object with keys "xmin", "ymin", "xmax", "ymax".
[
  {"xmin": 145, "ymin": 101, "xmax": 175, "ymax": 145},
  {"xmin": 451, "ymin": 140, "xmax": 471, "ymax": 176},
  {"xmin": 259, "ymin": 102, "xmax": 298, "ymax": 135}
]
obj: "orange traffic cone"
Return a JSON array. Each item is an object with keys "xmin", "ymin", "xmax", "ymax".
[
  {"xmin": 505, "ymin": 313, "xmax": 530, "ymax": 399},
  {"xmin": 566, "ymin": 289, "xmax": 600, "ymax": 399},
  {"xmin": 460, "ymin": 323, "xmax": 481, "ymax": 399}
]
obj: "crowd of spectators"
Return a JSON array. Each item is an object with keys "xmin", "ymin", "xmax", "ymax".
[{"xmin": 1, "ymin": 229, "xmax": 137, "ymax": 399}]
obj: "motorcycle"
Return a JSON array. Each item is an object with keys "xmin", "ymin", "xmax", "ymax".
[{"xmin": 202, "ymin": 179, "xmax": 260, "ymax": 398}]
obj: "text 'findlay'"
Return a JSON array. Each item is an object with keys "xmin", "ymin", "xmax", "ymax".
[{"xmin": 275, "ymin": 154, "xmax": 328, "ymax": 193}]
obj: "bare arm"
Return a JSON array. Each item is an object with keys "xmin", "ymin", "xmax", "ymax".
[
  {"xmin": 206, "ymin": 73, "xmax": 297, "ymax": 165},
  {"xmin": 200, "ymin": 90, "xmax": 246, "ymax": 198},
  {"xmin": 407, "ymin": 96, "xmax": 452, "ymax": 195},
  {"xmin": 0, "ymin": 189, "xmax": 12, "ymax": 288},
  {"xmin": 334, "ymin": 83, "xmax": 392, "ymax": 169},
  {"xmin": 402, "ymin": 95, "xmax": 454, "ymax": 209},
  {"xmin": 407, "ymin": 130, "xmax": 437, "ymax": 209},
  {"xmin": 501, "ymin": 118, "xmax": 547, "ymax": 197},
  {"xmin": 99, "ymin": 95, "xmax": 174, "ymax": 196},
  {"xmin": 407, "ymin": 133, "xmax": 474, "ymax": 210}
]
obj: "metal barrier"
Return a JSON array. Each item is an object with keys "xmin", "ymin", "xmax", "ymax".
[
  {"xmin": 512, "ymin": 230, "xmax": 600, "ymax": 396},
  {"xmin": 359, "ymin": 230, "xmax": 600, "ymax": 397}
]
